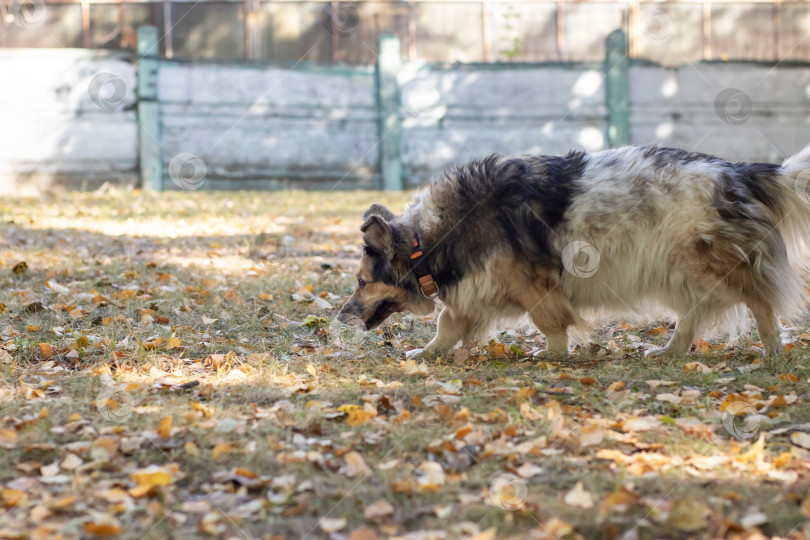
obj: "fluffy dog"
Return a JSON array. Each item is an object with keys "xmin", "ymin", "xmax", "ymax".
[{"xmin": 337, "ymin": 145, "xmax": 810, "ymax": 357}]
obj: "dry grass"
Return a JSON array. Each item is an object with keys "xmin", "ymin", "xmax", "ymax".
[{"xmin": 0, "ymin": 189, "xmax": 809, "ymax": 540}]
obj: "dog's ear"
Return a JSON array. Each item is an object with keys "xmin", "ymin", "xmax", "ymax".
[
  {"xmin": 361, "ymin": 214, "xmax": 394, "ymax": 257},
  {"xmin": 363, "ymin": 203, "xmax": 395, "ymax": 221}
]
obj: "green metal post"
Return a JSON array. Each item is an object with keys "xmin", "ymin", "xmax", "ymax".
[
  {"xmin": 137, "ymin": 26, "xmax": 162, "ymax": 191},
  {"xmin": 605, "ymin": 29, "xmax": 630, "ymax": 148},
  {"xmin": 376, "ymin": 34, "xmax": 403, "ymax": 191}
]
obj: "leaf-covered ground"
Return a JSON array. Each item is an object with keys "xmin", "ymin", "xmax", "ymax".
[{"xmin": 1, "ymin": 189, "xmax": 810, "ymax": 540}]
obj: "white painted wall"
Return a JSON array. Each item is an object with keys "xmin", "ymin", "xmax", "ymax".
[{"xmin": 0, "ymin": 50, "xmax": 138, "ymax": 194}]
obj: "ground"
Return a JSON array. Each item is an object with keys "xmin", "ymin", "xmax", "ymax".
[{"xmin": 1, "ymin": 189, "xmax": 809, "ymax": 540}]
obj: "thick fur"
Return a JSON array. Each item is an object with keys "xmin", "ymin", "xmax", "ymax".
[{"xmin": 337, "ymin": 145, "xmax": 810, "ymax": 357}]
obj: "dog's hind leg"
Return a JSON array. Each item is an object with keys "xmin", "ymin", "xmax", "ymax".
[
  {"xmin": 520, "ymin": 287, "xmax": 578, "ymax": 356},
  {"xmin": 748, "ymin": 301, "xmax": 782, "ymax": 355}
]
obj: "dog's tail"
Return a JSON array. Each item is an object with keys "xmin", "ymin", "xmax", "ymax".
[{"xmin": 776, "ymin": 145, "xmax": 810, "ymax": 269}]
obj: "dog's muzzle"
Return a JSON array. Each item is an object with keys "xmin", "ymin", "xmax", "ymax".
[{"xmin": 337, "ymin": 311, "xmax": 365, "ymax": 328}]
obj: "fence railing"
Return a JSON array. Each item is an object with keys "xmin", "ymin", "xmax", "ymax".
[{"xmin": 2, "ymin": 0, "xmax": 810, "ymax": 65}]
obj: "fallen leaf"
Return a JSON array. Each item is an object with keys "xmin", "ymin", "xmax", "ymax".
[
  {"xmin": 668, "ymin": 497, "xmax": 709, "ymax": 532},
  {"xmin": 37, "ymin": 343, "xmax": 55, "ymax": 359},
  {"xmin": 790, "ymin": 431, "xmax": 810, "ymax": 450},
  {"xmin": 319, "ymin": 517, "xmax": 347, "ymax": 533},
  {"xmin": 564, "ymin": 481, "xmax": 594, "ymax": 509},
  {"xmin": 83, "ymin": 522, "xmax": 122, "ymax": 538},
  {"xmin": 157, "ymin": 416, "xmax": 172, "ymax": 438},
  {"xmin": 363, "ymin": 499, "xmax": 394, "ymax": 519}
]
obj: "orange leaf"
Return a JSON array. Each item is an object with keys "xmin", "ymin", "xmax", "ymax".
[
  {"xmin": 84, "ymin": 522, "xmax": 121, "ymax": 538},
  {"xmin": 1, "ymin": 488, "xmax": 25, "ymax": 508},
  {"xmin": 157, "ymin": 416, "xmax": 172, "ymax": 438},
  {"xmin": 37, "ymin": 343, "xmax": 55, "ymax": 359}
]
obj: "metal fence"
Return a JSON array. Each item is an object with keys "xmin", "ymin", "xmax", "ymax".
[{"xmin": 2, "ymin": 0, "xmax": 810, "ymax": 65}]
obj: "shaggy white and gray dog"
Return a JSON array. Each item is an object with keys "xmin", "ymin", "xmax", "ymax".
[{"xmin": 337, "ymin": 145, "xmax": 810, "ymax": 357}]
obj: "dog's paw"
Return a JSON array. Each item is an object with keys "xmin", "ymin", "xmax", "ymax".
[
  {"xmin": 539, "ymin": 348, "xmax": 569, "ymax": 359},
  {"xmin": 404, "ymin": 348, "xmax": 425, "ymax": 359},
  {"xmin": 644, "ymin": 346, "xmax": 674, "ymax": 358}
]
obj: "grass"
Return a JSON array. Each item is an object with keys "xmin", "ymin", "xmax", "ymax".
[{"xmin": 0, "ymin": 189, "xmax": 809, "ymax": 540}]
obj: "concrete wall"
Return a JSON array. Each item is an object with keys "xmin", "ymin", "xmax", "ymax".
[
  {"xmin": 399, "ymin": 65, "xmax": 608, "ymax": 187},
  {"xmin": 0, "ymin": 48, "xmax": 809, "ymax": 193},
  {"xmin": 158, "ymin": 64, "xmax": 380, "ymax": 190},
  {"xmin": 0, "ymin": 50, "xmax": 138, "ymax": 193},
  {"xmin": 630, "ymin": 63, "xmax": 810, "ymax": 164}
]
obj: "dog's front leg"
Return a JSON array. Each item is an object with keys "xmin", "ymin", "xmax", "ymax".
[{"xmin": 406, "ymin": 307, "xmax": 469, "ymax": 359}]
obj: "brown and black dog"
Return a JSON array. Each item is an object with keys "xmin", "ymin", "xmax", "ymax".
[{"xmin": 338, "ymin": 145, "xmax": 810, "ymax": 358}]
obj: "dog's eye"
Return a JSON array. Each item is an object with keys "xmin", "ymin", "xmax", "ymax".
[{"xmin": 358, "ymin": 278, "xmax": 366, "ymax": 289}]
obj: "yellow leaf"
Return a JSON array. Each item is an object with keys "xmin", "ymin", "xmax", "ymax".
[
  {"xmin": 212, "ymin": 442, "xmax": 233, "ymax": 461},
  {"xmin": 735, "ymin": 433, "xmax": 766, "ymax": 463},
  {"xmin": 165, "ymin": 335, "xmax": 182, "ymax": 349},
  {"xmin": 184, "ymin": 441, "xmax": 200, "ymax": 456},
  {"xmin": 157, "ymin": 416, "xmax": 172, "ymax": 438},
  {"xmin": 26, "ymin": 325, "xmax": 41, "ymax": 332},
  {"xmin": 190, "ymin": 401, "xmax": 214, "ymax": 418},
  {"xmin": 129, "ymin": 464, "xmax": 177, "ymax": 490},
  {"xmin": 346, "ymin": 409, "xmax": 373, "ymax": 426},
  {"xmin": 337, "ymin": 404, "xmax": 362, "ymax": 413},
  {"xmin": 141, "ymin": 337, "xmax": 165, "ymax": 350}
]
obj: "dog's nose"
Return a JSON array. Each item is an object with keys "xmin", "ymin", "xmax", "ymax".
[{"xmin": 337, "ymin": 311, "xmax": 365, "ymax": 328}]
